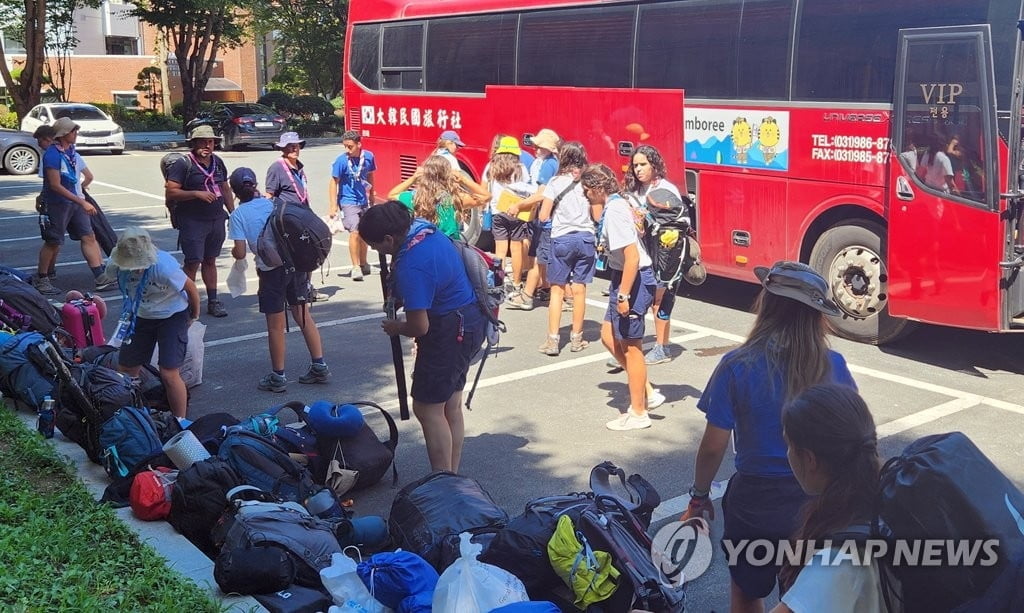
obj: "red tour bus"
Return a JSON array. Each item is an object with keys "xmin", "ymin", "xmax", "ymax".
[{"xmin": 343, "ymin": 0, "xmax": 1024, "ymax": 344}]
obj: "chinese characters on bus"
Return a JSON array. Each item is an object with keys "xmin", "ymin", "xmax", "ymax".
[{"xmin": 361, "ymin": 105, "xmax": 462, "ymax": 130}]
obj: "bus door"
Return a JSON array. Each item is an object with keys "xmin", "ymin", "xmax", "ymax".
[
  {"xmin": 888, "ymin": 26, "xmax": 1004, "ymax": 330},
  {"xmin": 484, "ymin": 86, "xmax": 685, "ymax": 181}
]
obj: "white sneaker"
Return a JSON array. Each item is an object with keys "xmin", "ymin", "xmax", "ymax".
[
  {"xmin": 648, "ymin": 389, "xmax": 666, "ymax": 410},
  {"xmin": 606, "ymin": 411, "xmax": 652, "ymax": 431}
]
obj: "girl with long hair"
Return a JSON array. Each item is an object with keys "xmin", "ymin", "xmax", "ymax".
[
  {"xmin": 581, "ymin": 163, "xmax": 664, "ymax": 430},
  {"xmin": 387, "ymin": 154, "xmax": 490, "ymax": 240},
  {"xmin": 773, "ymin": 383, "xmax": 892, "ymax": 612},
  {"xmin": 683, "ymin": 261, "xmax": 857, "ymax": 613},
  {"xmin": 623, "ymin": 144, "xmax": 687, "ymax": 366},
  {"xmin": 486, "ymin": 136, "xmax": 535, "ymax": 293}
]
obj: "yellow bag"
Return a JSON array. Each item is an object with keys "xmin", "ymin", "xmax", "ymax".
[
  {"xmin": 547, "ymin": 514, "xmax": 620, "ymax": 608},
  {"xmin": 496, "ymin": 189, "xmax": 531, "ymax": 221}
]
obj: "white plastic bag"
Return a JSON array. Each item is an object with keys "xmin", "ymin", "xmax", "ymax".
[
  {"xmin": 323, "ymin": 214, "xmax": 345, "ymax": 235},
  {"xmin": 150, "ymin": 320, "xmax": 205, "ymax": 388},
  {"xmin": 321, "ymin": 551, "xmax": 391, "ymax": 613},
  {"xmin": 226, "ymin": 258, "xmax": 248, "ymax": 298},
  {"xmin": 432, "ymin": 532, "xmax": 529, "ymax": 613}
]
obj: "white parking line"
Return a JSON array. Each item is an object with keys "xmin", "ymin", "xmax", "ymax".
[
  {"xmin": 90, "ymin": 180, "xmax": 164, "ymax": 200},
  {"xmin": 0, "ymin": 203, "xmax": 165, "ymax": 222},
  {"xmin": 0, "ymin": 222, "xmax": 168, "ymax": 243},
  {"xmin": 205, "ymin": 312, "xmax": 381, "ymax": 348}
]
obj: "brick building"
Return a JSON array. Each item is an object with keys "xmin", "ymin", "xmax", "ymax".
[{"xmin": 2, "ymin": 0, "xmax": 261, "ymax": 111}]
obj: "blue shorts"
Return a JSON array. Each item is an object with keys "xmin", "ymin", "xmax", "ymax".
[
  {"xmin": 257, "ymin": 267, "xmax": 312, "ymax": 314},
  {"xmin": 411, "ymin": 306, "xmax": 485, "ymax": 404},
  {"xmin": 605, "ymin": 267, "xmax": 657, "ymax": 340},
  {"xmin": 177, "ymin": 215, "xmax": 227, "ymax": 264},
  {"xmin": 40, "ymin": 198, "xmax": 93, "ymax": 245},
  {"xmin": 119, "ymin": 308, "xmax": 190, "ymax": 370},
  {"xmin": 721, "ymin": 472, "xmax": 808, "ymax": 599},
  {"xmin": 534, "ymin": 228, "xmax": 552, "ymax": 265},
  {"xmin": 548, "ymin": 231, "xmax": 597, "ymax": 286}
]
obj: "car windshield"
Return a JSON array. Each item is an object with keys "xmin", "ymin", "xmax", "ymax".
[
  {"xmin": 224, "ymin": 104, "xmax": 274, "ymax": 116},
  {"xmin": 52, "ymin": 106, "xmax": 107, "ymax": 121}
]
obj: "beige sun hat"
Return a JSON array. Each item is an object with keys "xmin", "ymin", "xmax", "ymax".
[
  {"xmin": 187, "ymin": 124, "xmax": 222, "ymax": 141},
  {"xmin": 531, "ymin": 128, "xmax": 561, "ymax": 153},
  {"xmin": 110, "ymin": 227, "xmax": 158, "ymax": 271},
  {"xmin": 52, "ymin": 117, "xmax": 80, "ymax": 138}
]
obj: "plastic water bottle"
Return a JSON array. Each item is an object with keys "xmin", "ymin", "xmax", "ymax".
[{"xmin": 37, "ymin": 396, "xmax": 56, "ymax": 439}]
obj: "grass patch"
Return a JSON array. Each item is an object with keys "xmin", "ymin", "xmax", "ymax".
[{"xmin": 0, "ymin": 405, "xmax": 223, "ymax": 612}]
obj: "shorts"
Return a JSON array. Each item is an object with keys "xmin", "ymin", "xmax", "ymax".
[
  {"xmin": 529, "ymin": 226, "xmax": 552, "ymax": 264},
  {"xmin": 177, "ymin": 215, "xmax": 227, "ymax": 264},
  {"xmin": 492, "ymin": 213, "xmax": 529, "ymax": 241},
  {"xmin": 257, "ymin": 267, "xmax": 312, "ymax": 314},
  {"xmin": 549, "ymin": 232, "xmax": 597, "ymax": 286},
  {"xmin": 40, "ymin": 198, "xmax": 93, "ymax": 245},
  {"xmin": 339, "ymin": 204, "xmax": 365, "ymax": 232},
  {"xmin": 721, "ymin": 472, "xmax": 809, "ymax": 599},
  {"xmin": 411, "ymin": 307, "xmax": 485, "ymax": 404},
  {"xmin": 605, "ymin": 267, "xmax": 657, "ymax": 340},
  {"xmin": 119, "ymin": 308, "xmax": 189, "ymax": 370}
]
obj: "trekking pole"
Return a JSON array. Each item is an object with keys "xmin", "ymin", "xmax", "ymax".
[{"xmin": 377, "ymin": 252, "xmax": 410, "ymax": 421}]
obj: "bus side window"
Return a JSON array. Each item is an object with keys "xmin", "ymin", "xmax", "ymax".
[{"xmin": 382, "ymin": 23, "xmax": 423, "ymax": 91}]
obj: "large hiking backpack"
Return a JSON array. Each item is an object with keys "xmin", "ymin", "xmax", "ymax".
[
  {"xmin": 0, "ymin": 270, "xmax": 62, "ymax": 335},
  {"xmin": 256, "ymin": 198, "xmax": 332, "ymax": 273},
  {"xmin": 159, "ymin": 152, "xmax": 193, "ymax": 229},
  {"xmin": 97, "ymin": 406, "xmax": 164, "ymax": 479},
  {"xmin": 218, "ymin": 427, "xmax": 321, "ymax": 503},
  {"xmin": 639, "ymin": 188, "xmax": 693, "ymax": 289},
  {"xmin": 54, "ymin": 360, "xmax": 144, "ymax": 463},
  {"xmin": 313, "ymin": 401, "xmax": 399, "ymax": 495},
  {"xmin": 168, "ymin": 457, "xmax": 244, "ymax": 556},
  {"xmin": 80, "ymin": 345, "xmax": 173, "ymax": 412},
  {"xmin": 0, "ymin": 331, "xmax": 57, "ymax": 410},
  {"xmin": 873, "ymin": 431, "xmax": 1024, "ymax": 612}
]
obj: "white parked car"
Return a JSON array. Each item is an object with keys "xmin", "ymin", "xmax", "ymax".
[{"xmin": 20, "ymin": 103, "xmax": 125, "ymax": 154}]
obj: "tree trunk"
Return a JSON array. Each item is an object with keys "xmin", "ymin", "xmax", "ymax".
[{"xmin": 1, "ymin": 0, "xmax": 48, "ymax": 118}]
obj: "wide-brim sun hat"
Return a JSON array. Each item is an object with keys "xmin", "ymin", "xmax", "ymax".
[
  {"xmin": 110, "ymin": 227, "xmax": 158, "ymax": 271},
  {"xmin": 187, "ymin": 124, "xmax": 222, "ymax": 141},
  {"xmin": 52, "ymin": 117, "xmax": 80, "ymax": 138},
  {"xmin": 274, "ymin": 131, "xmax": 305, "ymax": 149},
  {"xmin": 754, "ymin": 261, "xmax": 841, "ymax": 316},
  {"xmin": 531, "ymin": 128, "xmax": 561, "ymax": 153}
]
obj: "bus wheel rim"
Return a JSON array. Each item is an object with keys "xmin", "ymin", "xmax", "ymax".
[{"xmin": 827, "ymin": 243, "xmax": 886, "ymax": 318}]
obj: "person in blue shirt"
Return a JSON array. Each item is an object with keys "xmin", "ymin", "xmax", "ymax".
[
  {"xmin": 227, "ymin": 167, "xmax": 330, "ymax": 394},
  {"xmin": 682, "ymin": 261, "xmax": 857, "ymax": 613},
  {"xmin": 104, "ymin": 227, "xmax": 200, "ymax": 419},
  {"xmin": 328, "ymin": 130, "xmax": 377, "ymax": 281},
  {"xmin": 33, "ymin": 117, "xmax": 108, "ymax": 296},
  {"xmin": 360, "ymin": 200, "xmax": 486, "ymax": 473}
]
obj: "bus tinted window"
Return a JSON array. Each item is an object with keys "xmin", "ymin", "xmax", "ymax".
[
  {"xmin": 737, "ymin": 0, "xmax": 793, "ymax": 99},
  {"xmin": 636, "ymin": 1, "xmax": 742, "ymax": 98},
  {"xmin": 382, "ymin": 23, "xmax": 423, "ymax": 90},
  {"xmin": 518, "ymin": 6, "xmax": 635, "ymax": 88},
  {"xmin": 349, "ymin": 23, "xmax": 380, "ymax": 90},
  {"xmin": 795, "ymin": 0, "xmax": 992, "ymax": 102},
  {"xmin": 426, "ymin": 15, "xmax": 517, "ymax": 92}
]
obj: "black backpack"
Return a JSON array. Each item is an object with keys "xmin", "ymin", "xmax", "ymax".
[
  {"xmin": 80, "ymin": 345, "xmax": 175, "ymax": 413},
  {"xmin": 167, "ymin": 457, "xmax": 244, "ymax": 556},
  {"xmin": 53, "ymin": 360, "xmax": 143, "ymax": 463},
  {"xmin": 0, "ymin": 270, "xmax": 62, "ymax": 335},
  {"xmin": 218, "ymin": 427, "xmax": 321, "ymax": 504},
  {"xmin": 257, "ymin": 198, "xmax": 331, "ymax": 273},
  {"xmin": 313, "ymin": 401, "xmax": 398, "ymax": 494},
  {"xmin": 159, "ymin": 153, "xmax": 194, "ymax": 229}
]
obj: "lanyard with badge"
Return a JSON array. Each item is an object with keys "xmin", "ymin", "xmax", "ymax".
[
  {"xmin": 348, "ymin": 153, "xmax": 371, "ymax": 199},
  {"xmin": 279, "ymin": 159, "xmax": 308, "ymax": 204},
  {"xmin": 109, "ymin": 267, "xmax": 152, "ymax": 347},
  {"xmin": 189, "ymin": 153, "xmax": 222, "ymax": 199}
]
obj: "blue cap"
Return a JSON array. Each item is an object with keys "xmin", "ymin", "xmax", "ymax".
[
  {"xmin": 228, "ymin": 167, "xmax": 258, "ymax": 192},
  {"xmin": 306, "ymin": 401, "xmax": 365, "ymax": 438},
  {"xmin": 439, "ymin": 129, "xmax": 465, "ymax": 147}
]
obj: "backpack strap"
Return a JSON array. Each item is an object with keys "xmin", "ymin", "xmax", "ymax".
[
  {"xmin": 548, "ymin": 177, "xmax": 579, "ymax": 218},
  {"xmin": 348, "ymin": 401, "xmax": 399, "ymax": 486}
]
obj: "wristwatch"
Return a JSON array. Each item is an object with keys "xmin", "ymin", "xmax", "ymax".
[
  {"xmin": 689, "ymin": 485, "xmax": 710, "ymax": 499},
  {"xmin": 617, "ymin": 293, "xmax": 631, "ymax": 303}
]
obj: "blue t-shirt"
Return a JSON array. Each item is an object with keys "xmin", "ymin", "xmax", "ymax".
[
  {"xmin": 394, "ymin": 222, "xmax": 476, "ymax": 317},
  {"xmin": 41, "ymin": 145, "xmax": 78, "ymax": 206},
  {"xmin": 331, "ymin": 150, "xmax": 376, "ymax": 206},
  {"xmin": 697, "ymin": 348, "xmax": 857, "ymax": 476},
  {"xmin": 530, "ymin": 156, "xmax": 558, "ymax": 186},
  {"xmin": 108, "ymin": 250, "xmax": 189, "ymax": 320},
  {"xmin": 519, "ymin": 150, "xmax": 536, "ymax": 170},
  {"xmin": 228, "ymin": 196, "xmax": 276, "ymax": 270}
]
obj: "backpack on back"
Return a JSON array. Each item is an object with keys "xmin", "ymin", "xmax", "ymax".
[
  {"xmin": 257, "ymin": 198, "xmax": 332, "ymax": 273},
  {"xmin": 218, "ymin": 427, "xmax": 321, "ymax": 503},
  {"xmin": 0, "ymin": 331, "xmax": 57, "ymax": 410},
  {"xmin": 0, "ymin": 271, "xmax": 62, "ymax": 335},
  {"xmin": 159, "ymin": 153, "xmax": 192, "ymax": 229},
  {"xmin": 639, "ymin": 189, "xmax": 693, "ymax": 289}
]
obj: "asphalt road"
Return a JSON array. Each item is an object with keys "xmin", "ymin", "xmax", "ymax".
[{"xmin": 3, "ymin": 145, "xmax": 1023, "ymax": 612}]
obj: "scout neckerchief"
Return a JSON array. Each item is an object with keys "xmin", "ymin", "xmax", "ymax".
[
  {"xmin": 279, "ymin": 158, "xmax": 309, "ymax": 204},
  {"xmin": 188, "ymin": 153, "xmax": 222, "ymax": 199},
  {"xmin": 52, "ymin": 143, "xmax": 78, "ymax": 186},
  {"xmin": 117, "ymin": 266, "xmax": 153, "ymax": 343}
]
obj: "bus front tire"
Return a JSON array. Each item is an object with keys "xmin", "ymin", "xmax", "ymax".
[{"xmin": 809, "ymin": 220, "xmax": 915, "ymax": 345}]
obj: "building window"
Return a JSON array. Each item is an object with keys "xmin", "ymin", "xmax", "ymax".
[
  {"xmin": 113, "ymin": 92, "xmax": 138, "ymax": 107},
  {"xmin": 106, "ymin": 36, "xmax": 138, "ymax": 56}
]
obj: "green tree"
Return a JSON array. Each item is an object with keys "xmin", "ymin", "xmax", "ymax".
[
  {"xmin": 0, "ymin": 0, "xmax": 47, "ymax": 118},
  {"xmin": 252, "ymin": 0, "xmax": 345, "ymax": 100},
  {"xmin": 131, "ymin": 0, "xmax": 247, "ymax": 125},
  {"xmin": 134, "ymin": 65, "xmax": 162, "ymax": 110}
]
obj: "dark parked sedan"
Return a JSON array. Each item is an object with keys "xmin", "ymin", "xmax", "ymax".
[
  {"xmin": 187, "ymin": 102, "xmax": 287, "ymax": 151},
  {"xmin": 0, "ymin": 129, "xmax": 42, "ymax": 176}
]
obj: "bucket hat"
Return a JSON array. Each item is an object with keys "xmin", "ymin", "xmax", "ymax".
[
  {"xmin": 187, "ymin": 124, "xmax": 222, "ymax": 141},
  {"xmin": 531, "ymin": 128, "xmax": 560, "ymax": 153},
  {"xmin": 753, "ymin": 261, "xmax": 841, "ymax": 316},
  {"xmin": 439, "ymin": 129, "xmax": 465, "ymax": 147},
  {"xmin": 52, "ymin": 117, "xmax": 80, "ymax": 138},
  {"xmin": 274, "ymin": 131, "xmax": 305, "ymax": 149},
  {"xmin": 495, "ymin": 136, "xmax": 521, "ymax": 156},
  {"xmin": 110, "ymin": 227, "xmax": 159, "ymax": 271}
]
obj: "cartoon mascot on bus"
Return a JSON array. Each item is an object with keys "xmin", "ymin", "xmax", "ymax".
[
  {"xmin": 759, "ymin": 116, "xmax": 781, "ymax": 165},
  {"xmin": 732, "ymin": 117, "xmax": 752, "ymax": 164}
]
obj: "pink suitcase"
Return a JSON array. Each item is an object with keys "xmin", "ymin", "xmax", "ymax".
[{"xmin": 61, "ymin": 298, "xmax": 106, "ymax": 348}]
